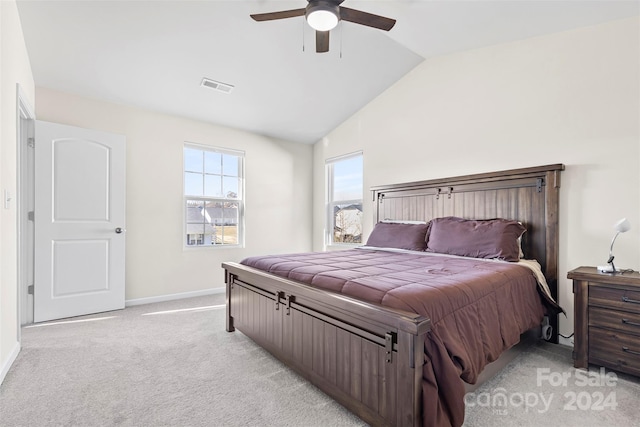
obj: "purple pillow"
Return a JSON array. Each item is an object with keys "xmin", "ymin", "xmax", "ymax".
[
  {"xmin": 426, "ymin": 217, "xmax": 526, "ymax": 262},
  {"xmin": 366, "ymin": 222, "xmax": 430, "ymax": 251}
]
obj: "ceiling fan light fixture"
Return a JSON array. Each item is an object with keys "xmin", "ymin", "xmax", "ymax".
[{"xmin": 306, "ymin": 2, "xmax": 339, "ymax": 31}]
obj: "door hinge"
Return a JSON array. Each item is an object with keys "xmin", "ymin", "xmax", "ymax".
[
  {"xmin": 28, "ymin": 211, "xmax": 35, "ymax": 221},
  {"xmin": 28, "ymin": 137, "xmax": 35, "ymax": 148},
  {"xmin": 28, "ymin": 285, "xmax": 34, "ymax": 295}
]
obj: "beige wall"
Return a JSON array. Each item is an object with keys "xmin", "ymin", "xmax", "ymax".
[
  {"xmin": 36, "ymin": 88, "xmax": 313, "ymax": 301},
  {"xmin": 1, "ymin": 0, "xmax": 35, "ymax": 379},
  {"xmin": 313, "ymin": 17, "xmax": 640, "ymax": 339}
]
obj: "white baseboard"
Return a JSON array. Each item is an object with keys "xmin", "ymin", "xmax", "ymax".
[
  {"xmin": 125, "ymin": 288, "xmax": 225, "ymax": 307},
  {"xmin": 0, "ymin": 342, "xmax": 21, "ymax": 385}
]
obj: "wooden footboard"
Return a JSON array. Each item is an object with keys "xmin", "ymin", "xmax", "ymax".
[{"xmin": 223, "ymin": 262, "xmax": 431, "ymax": 427}]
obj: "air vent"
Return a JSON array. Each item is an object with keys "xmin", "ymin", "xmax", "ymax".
[{"xmin": 201, "ymin": 78, "xmax": 234, "ymax": 94}]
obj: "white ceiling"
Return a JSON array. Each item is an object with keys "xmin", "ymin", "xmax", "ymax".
[{"xmin": 16, "ymin": 1, "xmax": 640, "ymax": 144}]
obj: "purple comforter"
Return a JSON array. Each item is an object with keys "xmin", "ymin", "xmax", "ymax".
[{"xmin": 241, "ymin": 248, "xmax": 550, "ymax": 427}]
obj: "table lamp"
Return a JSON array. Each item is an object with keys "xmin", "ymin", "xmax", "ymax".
[{"xmin": 597, "ymin": 218, "xmax": 631, "ymax": 274}]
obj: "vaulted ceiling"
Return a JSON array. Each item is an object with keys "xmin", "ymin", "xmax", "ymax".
[{"xmin": 17, "ymin": 1, "xmax": 639, "ymax": 143}]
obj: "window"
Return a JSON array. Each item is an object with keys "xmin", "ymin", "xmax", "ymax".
[
  {"xmin": 326, "ymin": 152, "xmax": 363, "ymax": 245},
  {"xmin": 184, "ymin": 144, "xmax": 244, "ymax": 247}
]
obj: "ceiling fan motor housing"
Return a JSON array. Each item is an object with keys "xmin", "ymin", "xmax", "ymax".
[{"xmin": 306, "ymin": 1, "xmax": 341, "ymax": 30}]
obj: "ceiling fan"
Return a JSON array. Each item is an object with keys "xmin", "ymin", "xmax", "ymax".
[{"xmin": 250, "ymin": 0, "xmax": 396, "ymax": 53}]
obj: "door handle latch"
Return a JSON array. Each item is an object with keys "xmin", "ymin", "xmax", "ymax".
[{"xmin": 115, "ymin": 227, "xmax": 125, "ymax": 234}]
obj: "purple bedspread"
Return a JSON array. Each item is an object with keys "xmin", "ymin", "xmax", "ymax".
[{"xmin": 241, "ymin": 248, "xmax": 548, "ymax": 427}]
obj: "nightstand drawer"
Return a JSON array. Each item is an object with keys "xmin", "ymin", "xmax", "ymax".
[
  {"xmin": 589, "ymin": 286, "xmax": 640, "ymax": 314},
  {"xmin": 589, "ymin": 306, "xmax": 640, "ymax": 336},
  {"xmin": 589, "ymin": 327, "xmax": 640, "ymax": 376}
]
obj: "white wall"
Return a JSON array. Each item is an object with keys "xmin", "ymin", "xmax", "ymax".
[
  {"xmin": 36, "ymin": 87, "xmax": 313, "ymax": 301},
  {"xmin": 313, "ymin": 17, "xmax": 640, "ymax": 338},
  {"xmin": 0, "ymin": 0, "xmax": 35, "ymax": 381}
]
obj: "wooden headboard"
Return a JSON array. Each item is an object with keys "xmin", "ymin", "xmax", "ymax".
[{"xmin": 370, "ymin": 164, "xmax": 565, "ymax": 341}]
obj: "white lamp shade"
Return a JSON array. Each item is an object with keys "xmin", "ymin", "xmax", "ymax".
[
  {"xmin": 307, "ymin": 10, "xmax": 338, "ymax": 31},
  {"xmin": 614, "ymin": 218, "xmax": 631, "ymax": 233}
]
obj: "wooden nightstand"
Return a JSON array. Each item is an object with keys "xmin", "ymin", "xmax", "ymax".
[{"xmin": 568, "ymin": 266, "xmax": 640, "ymax": 377}]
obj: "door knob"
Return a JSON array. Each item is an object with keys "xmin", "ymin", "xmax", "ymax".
[{"xmin": 115, "ymin": 227, "xmax": 125, "ymax": 234}]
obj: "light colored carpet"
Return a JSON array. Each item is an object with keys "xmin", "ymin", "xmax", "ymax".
[
  {"xmin": 463, "ymin": 340, "xmax": 640, "ymax": 426},
  {"xmin": 1, "ymin": 294, "xmax": 638, "ymax": 426}
]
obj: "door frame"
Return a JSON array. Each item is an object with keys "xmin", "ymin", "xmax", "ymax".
[{"xmin": 17, "ymin": 84, "xmax": 35, "ymax": 327}]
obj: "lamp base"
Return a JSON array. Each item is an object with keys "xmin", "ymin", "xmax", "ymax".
[{"xmin": 597, "ymin": 265, "xmax": 615, "ymax": 273}]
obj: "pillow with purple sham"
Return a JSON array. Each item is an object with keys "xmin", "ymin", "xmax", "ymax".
[
  {"xmin": 425, "ymin": 217, "xmax": 526, "ymax": 262},
  {"xmin": 365, "ymin": 221, "xmax": 430, "ymax": 251}
]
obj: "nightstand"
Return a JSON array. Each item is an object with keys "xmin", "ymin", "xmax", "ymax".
[{"xmin": 568, "ymin": 266, "xmax": 640, "ymax": 377}]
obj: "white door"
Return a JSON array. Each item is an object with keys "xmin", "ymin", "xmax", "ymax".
[{"xmin": 34, "ymin": 121, "xmax": 126, "ymax": 322}]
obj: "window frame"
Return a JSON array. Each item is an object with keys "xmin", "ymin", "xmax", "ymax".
[
  {"xmin": 325, "ymin": 151, "xmax": 364, "ymax": 247},
  {"xmin": 183, "ymin": 142, "xmax": 245, "ymax": 249}
]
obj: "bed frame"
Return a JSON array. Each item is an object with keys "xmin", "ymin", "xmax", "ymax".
[{"xmin": 223, "ymin": 164, "xmax": 564, "ymax": 427}]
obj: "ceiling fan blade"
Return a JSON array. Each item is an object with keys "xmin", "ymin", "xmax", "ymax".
[
  {"xmin": 339, "ymin": 7, "xmax": 396, "ymax": 31},
  {"xmin": 316, "ymin": 31, "xmax": 330, "ymax": 53},
  {"xmin": 250, "ymin": 8, "xmax": 305, "ymax": 22}
]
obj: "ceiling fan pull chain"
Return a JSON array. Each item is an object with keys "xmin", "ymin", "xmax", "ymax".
[
  {"xmin": 340, "ymin": 21, "xmax": 343, "ymax": 59},
  {"xmin": 302, "ymin": 17, "xmax": 305, "ymax": 52}
]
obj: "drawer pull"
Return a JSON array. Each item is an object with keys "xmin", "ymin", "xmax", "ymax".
[
  {"xmin": 622, "ymin": 346, "xmax": 640, "ymax": 356},
  {"xmin": 622, "ymin": 318, "xmax": 640, "ymax": 327},
  {"xmin": 622, "ymin": 296, "xmax": 640, "ymax": 305}
]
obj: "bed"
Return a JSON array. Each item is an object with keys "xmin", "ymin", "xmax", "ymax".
[{"xmin": 222, "ymin": 164, "xmax": 564, "ymax": 427}]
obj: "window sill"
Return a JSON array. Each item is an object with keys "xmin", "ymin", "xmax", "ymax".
[{"xmin": 183, "ymin": 244, "xmax": 244, "ymax": 251}]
